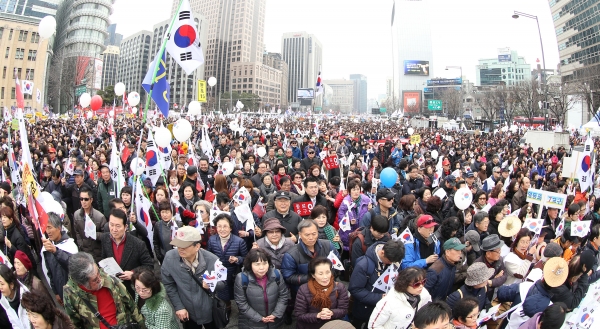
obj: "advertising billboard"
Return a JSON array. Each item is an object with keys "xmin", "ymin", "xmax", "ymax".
[
  {"xmin": 402, "ymin": 91, "xmax": 421, "ymax": 114},
  {"xmin": 426, "ymin": 78, "xmax": 462, "ymax": 86},
  {"xmin": 498, "ymin": 47, "xmax": 511, "ymax": 63},
  {"xmin": 404, "ymin": 60, "xmax": 430, "ymax": 76},
  {"xmin": 297, "ymin": 88, "xmax": 315, "ymax": 99}
]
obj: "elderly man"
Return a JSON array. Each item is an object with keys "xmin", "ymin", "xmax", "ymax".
[
  {"xmin": 265, "ymin": 176, "xmax": 298, "ymax": 212},
  {"xmin": 251, "ymin": 161, "xmax": 270, "ymax": 188},
  {"xmin": 482, "ymin": 166, "xmax": 501, "ymax": 193},
  {"xmin": 511, "ymin": 176, "xmax": 530, "ymax": 211},
  {"xmin": 292, "ymin": 176, "xmax": 328, "ymax": 219},
  {"xmin": 474, "ymin": 234, "xmax": 508, "ymax": 300},
  {"xmin": 42, "ymin": 212, "xmax": 78, "ymax": 304},
  {"xmin": 97, "ymin": 163, "xmax": 117, "ymax": 217},
  {"xmin": 162, "ymin": 226, "xmax": 225, "ymax": 329},
  {"xmin": 402, "ymin": 214, "xmax": 441, "ymax": 269},
  {"xmin": 426, "ymin": 237, "xmax": 466, "ymax": 300},
  {"xmin": 101, "ymin": 208, "xmax": 154, "ymax": 297},
  {"xmin": 263, "ymin": 191, "xmax": 302, "ymax": 240},
  {"xmin": 63, "ymin": 252, "xmax": 145, "ymax": 329},
  {"xmin": 73, "ymin": 186, "xmax": 106, "ymax": 263}
]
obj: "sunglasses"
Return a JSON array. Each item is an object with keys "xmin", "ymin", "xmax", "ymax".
[
  {"xmin": 308, "ymin": 152, "xmax": 315, "ymax": 154},
  {"xmin": 79, "ymin": 197, "xmax": 90, "ymax": 201},
  {"xmin": 410, "ymin": 279, "xmax": 427, "ymax": 288},
  {"xmin": 419, "ymin": 219, "xmax": 435, "ymax": 227}
]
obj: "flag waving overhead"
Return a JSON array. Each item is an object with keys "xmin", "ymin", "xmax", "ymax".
[
  {"xmin": 142, "ymin": 51, "xmax": 170, "ymax": 118},
  {"xmin": 577, "ymin": 136, "xmax": 595, "ymax": 192},
  {"xmin": 109, "ymin": 136, "xmax": 125, "ymax": 197},
  {"xmin": 135, "ymin": 177, "xmax": 154, "ymax": 247},
  {"xmin": 315, "ymin": 70, "xmax": 323, "ymax": 96},
  {"xmin": 145, "ymin": 130, "xmax": 162, "ymax": 186},
  {"xmin": 21, "ymin": 80, "xmax": 34, "ymax": 95},
  {"xmin": 166, "ymin": 0, "xmax": 205, "ymax": 75}
]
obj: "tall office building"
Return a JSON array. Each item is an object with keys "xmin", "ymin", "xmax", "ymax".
[
  {"xmin": 105, "ymin": 24, "xmax": 123, "ymax": 46},
  {"xmin": 475, "ymin": 50, "xmax": 530, "ymax": 86},
  {"xmin": 174, "ymin": 0, "xmax": 266, "ymax": 100},
  {"xmin": 262, "ymin": 52, "xmax": 288, "ymax": 108},
  {"xmin": 323, "ymin": 79, "xmax": 357, "ymax": 114},
  {"xmin": 350, "ymin": 74, "xmax": 367, "ymax": 114},
  {"xmin": 101, "ymin": 45, "xmax": 119, "ymax": 90},
  {"xmin": 116, "ymin": 30, "xmax": 151, "ymax": 104},
  {"xmin": 149, "ymin": 16, "xmax": 207, "ymax": 110},
  {"xmin": 394, "ymin": 0, "xmax": 433, "ymax": 114},
  {"xmin": 0, "ymin": 0, "xmax": 59, "ymax": 18},
  {"xmin": 551, "ymin": 1, "xmax": 600, "ymax": 80},
  {"xmin": 281, "ymin": 31, "xmax": 323, "ymax": 104}
]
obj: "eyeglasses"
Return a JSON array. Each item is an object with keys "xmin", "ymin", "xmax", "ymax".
[
  {"xmin": 478, "ymin": 197, "xmax": 487, "ymax": 200},
  {"xmin": 466, "ymin": 312, "xmax": 481, "ymax": 320},
  {"xmin": 410, "ymin": 279, "xmax": 427, "ymax": 288},
  {"xmin": 80, "ymin": 197, "xmax": 91, "ymax": 201},
  {"xmin": 135, "ymin": 286, "xmax": 152, "ymax": 294}
]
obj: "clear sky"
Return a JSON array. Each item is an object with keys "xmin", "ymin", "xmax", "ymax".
[{"xmin": 111, "ymin": 0, "xmax": 559, "ymax": 99}]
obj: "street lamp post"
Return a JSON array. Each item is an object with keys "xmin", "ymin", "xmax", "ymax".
[
  {"xmin": 446, "ymin": 66, "xmax": 462, "ymax": 118},
  {"xmin": 512, "ymin": 11, "xmax": 548, "ymax": 130}
]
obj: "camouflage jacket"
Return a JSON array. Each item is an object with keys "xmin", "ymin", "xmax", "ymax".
[{"xmin": 63, "ymin": 269, "xmax": 146, "ymax": 329}]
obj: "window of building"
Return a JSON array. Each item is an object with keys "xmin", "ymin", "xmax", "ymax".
[
  {"xmin": 5, "ymin": 47, "xmax": 9, "ymax": 59},
  {"xmin": 0, "ymin": 87, "xmax": 3, "ymax": 99},
  {"xmin": 15, "ymin": 48, "xmax": 24, "ymax": 60},
  {"xmin": 2, "ymin": 67, "xmax": 5, "ymax": 79},
  {"xmin": 8, "ymin": 29, "xmax": 13, "ymax": 41},
  {"xmin": 27, "ymin": 50, "xmax": 37, "ymax": 61},
  {"xmin": 11, "ymin": 87, "xmax": 15, "ymax": 99},
  {"xmin": 25, "ymin": 69, "xmax": 34, "ymax": 79},
  {"xmin": 31, "ymin": 32, "xmax": 39, "ymax": 43},
  {"xmin": 18, "ymin": 30, "xmax": 28, "ymax": 42}
]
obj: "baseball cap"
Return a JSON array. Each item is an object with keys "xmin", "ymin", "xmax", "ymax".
[
  {"xmin": 464, "ymin": 230, "xmax": 481, "ymax": 252},
  {"xmin": 274, "ymin": 191, "xmax": 291, "ymax": 200},
  {"xmin": 73, "ymin": 169, "xmax": 84, "ymax": 176},
  {"xmin": 417, "ymin": 215, "xmax": 437, "ymax": 228},
  {"xmin": 465, "ymin": 171, "xmax": 474, "ymax": 178},
  {"xmin": 442, "ymin": 159, "xmax": 450, "ymax": 166},
  {"xmin": 376, "ymin": 188, "xmax": 396, "ymax": 201},
  {"xmin": 170, "ymin": 226, "xmax": 202, "ymax": 248},
  {"xmin": 187, "ymin": 166, "xmax": 198, "ymax": 175},
  {"xmin": 445, "ymin": 175, "xmax": 456, "ymax": 184},
  {"xmin": 444, "ymin": 237, "xmax": 466, "ymax": 251}
]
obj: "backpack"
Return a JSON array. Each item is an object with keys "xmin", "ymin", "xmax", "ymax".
[
  {"xmin": 347, "ymin": 209, "xmax": 379, "ymax": 261},
  {"xmin": 240, "ymin": 269, "xmax": 281, "ymax": 294}
]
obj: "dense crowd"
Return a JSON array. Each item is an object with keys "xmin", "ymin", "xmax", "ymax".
[{"xmin": 0, "ymin": 113, "xmax": 598, "ymax": 329}]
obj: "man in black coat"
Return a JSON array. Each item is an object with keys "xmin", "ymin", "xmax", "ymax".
[
  {"xmin": 101, "ymin": 208, "xmax": 154, "ymax": 297},
  {"xmin": 292, "ymin": 176, "xmax": 328, "ymax": 219}
]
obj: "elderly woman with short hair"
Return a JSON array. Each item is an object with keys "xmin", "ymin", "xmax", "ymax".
[{"xmin": 132, "ymin": 268, "xmax": 179, "ymax": 329}]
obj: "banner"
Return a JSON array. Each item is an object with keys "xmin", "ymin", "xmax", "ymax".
[
  {"xmin": 198, "ymin": 80, "xmax": 207, "ymax": 103},
  {"xmin": 323, "ymin": 155, "xmax": 339, "ymax": 170},
  {"xmin": 293, "ymin": 202, "xmax": 313, "ymax": 217}
]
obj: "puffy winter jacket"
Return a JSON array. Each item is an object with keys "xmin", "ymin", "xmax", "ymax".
[
  {"xmin": 425, "ymin": 255, "xmax": 456, "ymax": 300},
  {"xmin": 446, "ymin": 284, "xmax": 489, "ymax": 311},
  {"xmin": 294, "ymin": 281, "xmax": 349, "ymax": 329},
  {"xmin": 281, "ymin": 239, "xmax": 337, "ymax": 293},
  {"xmin": 234, "ymin": 268, "xmax": 289, "ymax": 329},
  {"xmin": 368, "ymin": 286, "xmax": 431, "ymax": 329},
  {"xmin": 206, "ymin": 234, "xmax": 248, "ymax": 301},
  {"xmin": 401, "ymin": 235, "xmax": 441, "ymax": 270},
  {"xmin": 256, "ymin": 237, "xmax": 295, "ymax": 269},
  {"xmin": 359, "ymin": 205, "xmax": 402, "ymax": 235},
  {"xmin": 337, "ymin": 194, "xmax": 370, "ymax": 251}
]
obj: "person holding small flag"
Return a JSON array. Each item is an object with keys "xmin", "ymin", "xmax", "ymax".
[
  {"xmin": 402, "ymin": 214, "xmax": 441, "ymax": 270},
  {"xmin": 348, "ymin": 240, "xmax": 405, "ymax": 329},
  {"xmin": 294, "ymin": 257, "xmax": 349, "ymax": 329}
]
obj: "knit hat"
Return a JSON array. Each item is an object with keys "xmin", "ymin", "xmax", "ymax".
[
  {"xmin": 465, "ymin": 262, "xmax": 495, "ymax": 286},
  {"xmin": 543, "ymin": 257, "xmax": 568, "ymax": 288},
  {"xmin": 14, "ymin": 250, "xmax": 32, "ymax": 271}
]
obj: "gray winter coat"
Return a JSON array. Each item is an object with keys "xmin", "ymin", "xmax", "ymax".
[
  {"xmin": 161, "ymin": 248, "xmax": 225, "ymax": 325},
  {"xmin": 234, "ymin": 268, "xmax": 289, "ymax": 329},
  {"xmin": 153, "ymin": 219, "xmax": 182, "ymax": 263},
  {"xmin": 256, "ymin": 237, "xmax": 295, "ymax": 269},
  {"xmin": 73, "ymin": 208, "xmax": 107, "ymax": 263}
]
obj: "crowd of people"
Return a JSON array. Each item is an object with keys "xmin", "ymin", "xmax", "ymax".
[{"xmin": 0, "ymin": 113, "xmax": 598, "ymax": 329}]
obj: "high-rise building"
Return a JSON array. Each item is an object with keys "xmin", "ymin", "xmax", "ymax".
[
  {"xmin": 51, "ymin": 0, "xmax": 113, "ymax": 112},
  {"xmin": 394, "ymin": 0, "xmax": 433, "ymax": 113},
  {"xmin": 116, "ymin": 30, "xmax": 151, "ymax": 104},
  {"xmin": 475, "ymin": 50, "xmax": 530, "ymax": 86},
  {"xmin": 281, "ymin": 31, "xmax": 323, "ymax": 103},
  {"xmin": 323, "ymin": 79, "xmax": 357, "ymax": 114},
  {"xmin": 0, "ymin": 0, "xmax": 59, "ymax": 18},
  {"xmin": 349, "ymin": 74, "xmax": 367, "ymax": 114},
  {"xmin": 101, "ymin": 45, "xmax": 119, "ymax": 90},
  {"xmin": 105, "ymin": 24, "xmax": 123, "ymax": 46},
  {"xmin": 0, "ymin": 14, "xmax": 51, "ymax": 110},
  {"xmin": 149, "ymin": 15, "xmax": 207, "ymax": 110},
  {"xmin": 551, "ymin": 1, "xmax": 600, "ymax": 81},
  {"xmin": 263, "ymin": 52, "xmax": 288, "ymax": 108},
  {"xmin": 175, "ymin": 0, "xmax": 266, "ymax": 100},
  {"xmin": 386, "ymin": 77, "xmax": 393, "ymax": 100}
]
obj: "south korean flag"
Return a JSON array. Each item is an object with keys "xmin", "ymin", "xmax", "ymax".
[{"xmin": 165, "ymin": 0, "xmax": 205, "ymax": 75}]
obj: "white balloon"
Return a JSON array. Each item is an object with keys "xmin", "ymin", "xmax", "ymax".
[
  {"xmin": 130, "ymin": 158, "xmax": 146, "ymax": 176},
  {"xmin": 155, "ymin": 126, "xmax": 172, "ymax": 148},
  {"xmin": 188, "ymin": 101, "xmax": 201, "ymax": 115},
  {"xmin": 222, "ymin": 162, "xmax": 235, "ymax": 176},
  {"xmin": 79, "ymin": 93, "xmax": 91, "ymax": 108},
  {"xmin": 173, "ymin": 119, "xmax": 192, "ymax": 142},
  {"xmin": 38, "ymin": 16, "xmax": 56, "ymax": 39},
  {"xmin": 407, "ymin": 127, "xmax": 415, "ymax": 135},
  {"xmin": 86, "ymin": 111, "xmax": 93, "ymax": 119},
  {"xmin": 114, "ymin": 82, "xmax": 126, "ymax": 96},
  {"xmin": 454, "ymin": 187, "xmax": 473, "ymax": 210},
  {"xmin": 431, "ymin": 150, "xmax": 439, "ymax": 159},
  {"xmin": 265, "ymin": 123, "xmax": 271, "ymax": 129},
  {"xmin": 128, "ymin": 91, "xmax": 140, "ymax": 107},
  {"xmin": 131, "ymin": 107, "xmax": 138, "ymax": 114},
  {"xmin": 208, "ymin": 77, "xmax": 217, "ymax": 87},
  {"xmin": 257, "ymin": 147, "xmax": 266, "ymax": 157}
]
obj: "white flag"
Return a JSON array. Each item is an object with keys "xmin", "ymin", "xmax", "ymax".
[
  {"xmin": 398, "ymin": 227, "xmax": 415, "ymax": 244},
  {"xmin": 0, "ymin": 249, "xmax": 12, "ymax": 268},
  {"xmin": 84, "ymin": 213, "xmax": 97, "ymax": 240},
  {"xmin": 571, "ymin": 220, "xmax": 592, "ymax": 238},
  {"xmin": 202, "ymin": 271, "xmax": 219, "ymax": 292},
  {"xmin": 36, "ymin": 89, "xmax": 41, "ymax": 104},
  {"xmin": 372, "ymin": 264, "xmax": 399, "ymax": 293},
  {"xmin": 214, "ymin": 260, "xmax": 228, "ymax": 282},
  {"xmin": 327, "ymin": 250, "xmax": 344, "ymax": 271},
  {"xmin": 165, "ymin": 0, "xmax": 205, "ymax": 75},
  {"xmin": 109, "ymin": 136, "xmax": 125, "ymax": 197}
]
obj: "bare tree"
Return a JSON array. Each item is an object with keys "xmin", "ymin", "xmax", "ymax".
[
  {"xmin": 547, "ymin": 82, "xmax": 577, "ymax": 125},
  {"xmin": 500, "ymin": 87, "xmax": 518, "ymax": 125},
  {"xmin": 380, "ymin": 97, "xmax": 402, "ymax": 113},
  {"xmin": 473, "ymin": 89, "xmax": 499, "ymax": 120},
  {"xmin": 572, "ymin": 65, "xmax": 600, "ymax": 122},
  {"xmin": 511, "ymin": 79, "xmax": 542, "ymax": 124},
  {"xmin": 439, "ymin": 88, "xmax": 462, "ymax": 119}
]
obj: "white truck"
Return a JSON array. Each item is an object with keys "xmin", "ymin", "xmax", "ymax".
[{"xmin": 520, "ymin": 131, "xmax": 570, "ymax": 150}]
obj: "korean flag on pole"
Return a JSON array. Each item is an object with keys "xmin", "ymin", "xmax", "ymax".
[
  {"xmin": 145, "ymin": 130, "xmax": 162, "ymax": 186},
  {"xmin": 327, "ymin": 251, "xmax": 344, "ymax": 271},
  {"xmin": 166, "ymin": 0, "xmax": 205, "ymax": 75}
]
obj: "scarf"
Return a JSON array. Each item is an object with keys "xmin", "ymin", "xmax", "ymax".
[
  {"xmin": 405, "ymin": 291, "xmax": 421, "ymax": 311},
  {"xmin": 220, "ymin": 234, "xmax": 231, "ymax": 249},
  {"xmin": 513, "ymin": 248, "xmax": 532, "ymax": 261},
  {"xmin": 294, "ymin": 182, "xmax": 305, "ymax": 195},
  {"xmin": 308, "ymin": 276, "xmax": 334, "ymax": 309},
  {"xmin": 259, "ymin": 184, "xmax": 276, "ymax": 198},
  {"xmin": 184, "ymin": 198, "xmax": 194, "ymax": 210}
]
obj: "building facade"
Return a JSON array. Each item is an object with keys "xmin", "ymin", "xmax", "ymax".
[
  {"xmin": 149, "ymin": 15, "xmax": 207, "ymax": 110},
  {"xmin": 230, "ymin": 60, "xmax": 283, "ymax": 111},
  {"xmin": 0, "ymin": 13, "xmax": 50, "ymax": 110},
  {"xmin": 475, "ymin": 50, "xmax": 530, "ymax": 86},
  {"xmin": 0, "ymin": 0, "xmax": 59, "ymax": 18},
  {"xmin": 105, "ymin": 23, "xmax": 122, "ymax": 46},
  {"xmin": 323, "ymin": 79, "xmax": 356, "ymax": 114},
  {"xmin": 175, "ymin": 0, "xmax": 266, "ymax": 101},
  {"xmin": 349, "ymin": 74, "xmax": 367, "ymax": 114},
  {"xmin": 262, "ymin": 52, "xmax": 288, "ymax": 108},
  {"xmin": 116, "ymin": 30, "xmax": 151, "ymax": 104},
  {"xmin": 281, "ymin": 31, "xmax": 323, "ymax": 103},
  {"xmin": 101, "ymin": 45, "xmax": 118, "ymax": 90}
]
